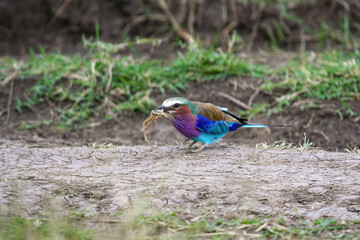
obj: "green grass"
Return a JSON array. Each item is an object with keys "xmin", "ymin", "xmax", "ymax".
[
  {"xmin": 0, "ymin": 209, "xmax": 359, "ymax": 240},
  {"xmin": 0, "ymin": 214, "xmax": 92, "ymax": 240},
  {"xmin": 344, "ymin": 147, "xmax": 360, "ymax": 155},
  {"xmin": 1, "ymin": 39, "xmax": 359, "ymax": 128},
  {"xmin": 241, "ymin": 50, "xmax": 360, "ymax": 118},
  {"xmin": 1, "ymin": 0, "xmax": 359, "ymax": 129},
  {"xmin": 259, "ymin": 50, "xmax": 360, "ymax": 117},
  {"xmin": 0, "ymin": 40, "xmax": 269, "ymax": 128}
]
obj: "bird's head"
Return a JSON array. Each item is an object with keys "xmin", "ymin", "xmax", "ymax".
[{"xmin": 153, "ymin": 97, "xmax": 196, "ymax": 118}]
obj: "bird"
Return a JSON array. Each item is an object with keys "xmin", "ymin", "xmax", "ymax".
[{"xmin": 153, "ymin": 97, "xmax": 272, "ymax": 152}]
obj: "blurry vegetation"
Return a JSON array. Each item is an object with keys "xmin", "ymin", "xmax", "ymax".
[
  {"xmin": 0, "ymin": 2, "xmax": 359, "ymax": 239},
  {"xmin": 0, "ymin": 213, "xmax": 92, "ymax": 240},
  {"xmin": 257, "ymin": 50, "xmax": 360, "ymax": 118},
  {"xmin": 344, "ymin": 147, "xmax": 360, "ymax": 154},
  {"xmin": 2, "ymin": 0, "xmax": 360, "ymax": 53},
  {"xmin": 0, "ymin": 207, "xmax": 359, "ymax": 240},
  {"xmin": 1, "ymin": 39, "xmax": 359, "ymax": 128},
  {"xmin": 133, "ymin": 0, "xmax": 359, "ymax": 51},
  {"xmin": 0, "ymin": 38, "xmax": 270, "ymax": 128},
  {"xmin": 0, "ymin": 0, "xmax": 360, "ymax": 127}
]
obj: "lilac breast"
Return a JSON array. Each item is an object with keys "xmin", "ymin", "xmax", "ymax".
[{"xmin": 171, "ymin": 115, "xmax": 200, "ymax": 139}]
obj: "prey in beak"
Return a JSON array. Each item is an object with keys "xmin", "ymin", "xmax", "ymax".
[
  {"xmin": 143, "ymin": 100, "xmax": 184, "ymax": 144},
  {"xmin": 143, "ymin": 106, "xmax": 169, "ymax": 144},
  {"xmin": 151, "ymin": 106, "xmax": 169, "ymax": 118}
]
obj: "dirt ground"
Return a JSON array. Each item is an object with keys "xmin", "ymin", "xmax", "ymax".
[
  {"xmin": 1, "ymin": 78, "xmax": 360, "ymax": 224},
  {"xmin": 1, "ymin": 0, "xmax": 360, "ymax": 226},
  {"xmin": 0, "ymin": 145, "xmax": 359, "ymax": 221},
  {"xmin": 1, "ymin": 78, "xmax": 359, "ymax": 152},
  {"xmin": 1, "ymin": 62, "xmax": 359, "ymax": 223}
]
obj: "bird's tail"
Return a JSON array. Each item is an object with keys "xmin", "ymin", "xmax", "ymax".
[
  {"xmin": 242, "ymin": 123, "xmax": 293, "ymax": 128},
  {"xmin": 221, "ymin": 109, "xmax": 292, "ymax": 128},
  {"xmin": 241, "ymin": 123, "xmax": 268, "ymax": 128}
]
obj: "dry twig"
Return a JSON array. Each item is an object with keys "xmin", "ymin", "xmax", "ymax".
[
  {"xmin": 303, "ymin": 113, "xmax": 315, "ymax": 130},
  {"xmin": 187, "ymin": 0, "xmax": 195, "ymax": 35},
  {"xmin": 106, "ymin": 62, "xmax": 114, "ymax": 93},
  {"xmin": 49, "ymin": 0, "xmax": 73, "ymax": 26},
  {"xmin": 247, "ymin": 6, "xmax": 263, "ymax": 51},
  {"xmin": 157, "ymin": 0, "xmax": 194, "ymax": 44},
  {"xmin": 1, "ymin": 71, "xmax": 18, "ymax": 87},
  {"xmin": 248, "ymin": 87, "xmax": 261, "ymax": 107},
  {"xmin": 6, "ymin": 80, "xmax": 14, "ymax": 124},
  {"xmin": 312, "ymin": 129, "xmax": 330, "ymax": 142},
  {"xmin": 218, "ymin": 92, "xmax": 252, "ymax": 110}
]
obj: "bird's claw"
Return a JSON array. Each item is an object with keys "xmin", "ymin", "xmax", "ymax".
[
  {"xmin": 191, "ymin": 143, "xmax": 207, "ymax": 153},
  {"xmin": 178, "ymin": 141, "xmax": 197, "ymax": 151}
]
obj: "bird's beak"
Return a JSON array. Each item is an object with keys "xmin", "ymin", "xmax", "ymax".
[
  {"xmin": 154, "ymin": 105, "xmax": 171, "ymax": 113},
  {"xmin": 151, "ymin": 105, "xmax": 169, "ymax": 118},
  {"xmin": 155, "ymin": 105, "xmax": 165, "ymax": 111}
]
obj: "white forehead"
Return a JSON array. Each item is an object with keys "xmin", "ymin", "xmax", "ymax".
[{"xmin": 162, "ymin": 98, "xmax": 183, "ymax": 107}]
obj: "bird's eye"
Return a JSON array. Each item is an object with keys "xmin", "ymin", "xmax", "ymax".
[{"xmin": 173, "ymin": 103, "xmax": 180, "ymax": 108}]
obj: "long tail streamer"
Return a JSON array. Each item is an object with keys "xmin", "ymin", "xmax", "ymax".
[{"xmin": 242, "ymin": 123, "xmax": 293, "ymax": 128}]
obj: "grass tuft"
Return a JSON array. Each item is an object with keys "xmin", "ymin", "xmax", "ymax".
[
  {"xmin": 0, "ymin": 214, "xmax": 92, "ymax": 240},
  {"xmin": 0, "ymin": 208, "xmax": 359, "ymax": 240},
  {"xmin": 260, "ymin": 50, "xmax": 360, "ymax": 116},
  {"xmin": 344, "ymin": 147, "xmax": 360, "ymax": 155},
  {"xmin": 256, "ymin": 133, "xmax": 315, "ymax": 151}
]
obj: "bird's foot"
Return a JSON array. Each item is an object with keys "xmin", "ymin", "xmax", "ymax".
[
  {"xmin": 178, "ymin": 141, "xmax": 197, "ymax": 150},
  {"xmin": 191, "ymin": 143, "xmax": 207, "ymax": 153}
]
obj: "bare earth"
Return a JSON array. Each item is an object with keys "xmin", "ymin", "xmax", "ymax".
[{"xmin": 0, "ymin": 145, "xmax": 359, "ymax": 221}]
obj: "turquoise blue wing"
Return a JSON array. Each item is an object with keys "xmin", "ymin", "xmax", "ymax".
[{"xmin": 195, "ymin": 115, "xmax": 242, "ymax": 135}]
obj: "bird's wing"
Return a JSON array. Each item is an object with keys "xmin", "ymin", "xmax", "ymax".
[
  {"xmin": 195, "ymin": 115, "xmax": 241, "ymax": 135},
  {"xmin": 194, "ymin": 102, "xmax": 248, "ymax": 124}
]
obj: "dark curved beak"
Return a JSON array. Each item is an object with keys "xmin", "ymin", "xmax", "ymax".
[
  {"xmin": 155, "ymin": 105, "xmax": 171, "ymax": 112},
  {"xmin": 155, "ymin": 105, "xmax": 164, "ymax": 110}
]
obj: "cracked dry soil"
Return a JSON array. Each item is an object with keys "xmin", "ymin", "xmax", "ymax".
[{"xmin": 0, "ymin": 145, "xmax": 360, "ymax": 221}]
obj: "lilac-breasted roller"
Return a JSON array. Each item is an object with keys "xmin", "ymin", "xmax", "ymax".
[{"xmin": 153, "ymin": 97, "xmax": 270, "ymax": 152}]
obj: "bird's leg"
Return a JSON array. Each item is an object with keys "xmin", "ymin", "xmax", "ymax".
[
  {"xmin": 179, "ymin": 141, "xmax": 197, "ymax": 150},
  {"xmin": 191, "ymin": 143, "xmax": 207, "ymax": 153}
]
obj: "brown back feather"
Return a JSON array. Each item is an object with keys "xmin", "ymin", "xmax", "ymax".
[{"xmin": 194, "ymin": 102, "xmax": 238, "ymax": 122}]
